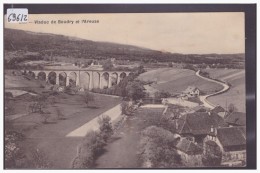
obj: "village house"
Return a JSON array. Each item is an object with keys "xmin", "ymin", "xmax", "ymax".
[
  {"xmin": 211, "ymin": 105, "xmax": 227, "ymax": 118},
  {"xmin": 190, "ymin": 106, "xmax": 209, "ymax": 113},
  {"xmin": 181, "ymin": 86, "xmax": 200, "ymax": 99},
  {"xmin": 203, "ymin": 126, "xmax": 246, "ymax": 166},
  {"xmin": 173, "ymin": 111, "xmax": 227, "ymax": 144},
  {"xmin": 174, "ymin": 137, "xmax": 203, "ymax": 166},
  {"xmin": 224, "ymin": 112, "xmax": 246, "ymax": 127}
]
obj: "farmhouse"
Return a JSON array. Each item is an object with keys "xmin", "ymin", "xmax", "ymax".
[
  {"xmin": 191, "ymin": 106, "xmax": 209, "ymax": 113},
  {"xmin": 173, "ymin": 112, "xmax": 227, "ymax": 144},
  {"xmin": 203, "ymin": 126, "xmax": 246, "ymax": 166},
  {"xmin": 181, "ymin": 86, "xmax": 200, "ymax": 98},
  {"xmin": 174, "ymin": 138, "xmax": 203, "ymax": 166},
  {"xmin": 225, "ymin": 112, "xmax": 246, "ymax": 127},
  {"xmin": 211, "ymin": 105, "xmax": 227, "ymax": 118}
]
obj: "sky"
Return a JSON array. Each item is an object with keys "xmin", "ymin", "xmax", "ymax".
[{"xmin": 5, "ymin": 13, "xmax": 245, "ymax": 54}]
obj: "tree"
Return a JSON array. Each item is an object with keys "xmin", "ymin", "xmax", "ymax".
[
  {"xmin": 56, "ymin": 108, "xmax": 65, "ymax": 120},
  {"xmin": 28, "ymin": 95, "xmax": 50, "ymax": 123},
  {"xmin": 120, "ymin": 101, "xmax": 134, "ymax": 116},
  {"xmin": 202, "ymin": 142, "xmax": 222, "ymax": 167},
  {"xmin": 136, "ymin": 65, "xmax": 145, "ymax": 74},
  {"xmin": 84, "ymin": 91, "xmax": 95, "ymax": 107},
  {"xmin": 154, "ymin": 91, "xmax": 171, "ymax": 99},
  {"xmin": 102, "ymin": 60, "xmax": 114, "ymax": 71},
  {"xmin": 126, "ymin": 81, "xmax": 146, "ymax": 102},
  {"xmin": 228, "ymin": 103, "xmax": 237, "ymax": 113},
  {"xmin": 98, "ymin": 115, "xmax": 113, "ymax": 142}
]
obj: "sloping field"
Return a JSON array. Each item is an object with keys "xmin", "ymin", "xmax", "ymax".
[
  {"xmin": 138, "ymin": 68, "xmax": 223, "ymax": 95},
  {"xmin": 203, "ymin": 69, "xmax": 244, "ymax": 82},
  {"xmin": 205, "ymin": 69, "xmax": 245, "ymax": 112},
  {"xmin": 8, "ymin": 93, "xmax": 121, "ymax": 168},
  {"xmin": 5, "ymin": 74, "xmax": 41, "ymax": 88}
]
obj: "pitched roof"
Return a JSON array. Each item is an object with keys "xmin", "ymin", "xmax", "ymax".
[
  {"xmin": 175, "ymin": 138, "xmax": 203, "ymax": 155},
  {"xmin": 182, "ymin": 86, "xmax": 198, "ymax": 94},
  {"xmin": 192, "ymin": 106, "xmax": 208, "ymax": 113},
  {"xmin": 217, "ymin": 126, "xmax": 246, "ymax": 151},
  {"xmin": 211, "ymin": 106, "xmax": 226, "ymax": 113},
  {"xmin": 176, "ymin": 112, "xmax": 227, "ymax": 135},
  {"xmin": 15, "ymin": 93, "xmax": 37, "ymax": 101},
  {"xmin": 225, "ymin": 112, "xmax": 246, "ymax": 126}
]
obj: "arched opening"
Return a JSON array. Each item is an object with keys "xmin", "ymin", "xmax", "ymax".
[
  {"xmin": 69, "ymin": 72, "xmax": 77, "ymax": 87},
  {"xmin": 28, "ymin": 71, "xmax": 35, "ymax": 78},
  {"xmin": 59, "ymin": 72, "xmax": 67, "ymax": 87},
  {"xmin": 93, "ymin": 72, "xmax": 100, "ymax": 89},
  {"xmin": 101, "ymin": 72, "xmax": 109, "ymax": 89},
  {"xmin": 38, "ymin": 72, "xmax": 46, "ymax": 81},
  {"xmin": 111, "ymin": 72, "xmax": 118, "ymax": 86},
  {"xmin": 48, "ymin": 72, "xmax": 57, "ymax": 85},
  {"xmin": 120, "ymin": 72, "xmax": 126, "ymax": 80},
  {"xmin": 129, "ymin": 72, "xmax": 134, "ymax": 77},
  {"xmin": 80, "ymin": 72, "xmax": 90, "ymax": 90}
]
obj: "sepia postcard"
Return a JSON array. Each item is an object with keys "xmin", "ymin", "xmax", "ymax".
[{"xmin": 3, "ymin": 4, "xmax": 256, "ymax": 169}]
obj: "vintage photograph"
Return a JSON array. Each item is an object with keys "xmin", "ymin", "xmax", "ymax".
[{"xmin": 4, "ymin": 7, "xmax": 248, "ymax": 169}]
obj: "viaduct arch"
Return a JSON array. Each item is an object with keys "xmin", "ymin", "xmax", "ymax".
[{"xmin": 29, "ymin": 70, "xmax": 131, "ymax": 90}]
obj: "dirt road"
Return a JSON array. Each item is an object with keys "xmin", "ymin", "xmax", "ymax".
[
  {"xmin": 66, "ymin": 104, "xmax": 122, "ymax": 137},
  {"xmin": 195, "ymin": 70, "xmax": 229, "ymax": 109}
]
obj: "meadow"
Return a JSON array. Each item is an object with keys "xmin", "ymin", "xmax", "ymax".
[
  {"xmin": 138, "ymin": 68, "xmax": 223, "ymax": 95},
  {"xmin": 204, "ymin": 69, "xmax": 245, "ymax": 112}
]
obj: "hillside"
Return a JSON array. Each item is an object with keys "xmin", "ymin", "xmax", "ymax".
[
  {"xmin": 204, "ymin": 69, "xmax": 246, "ymax": 112},
  {"xmin": 138, "ymin": 68, "xmax": 223, "ymax": 95},
  {"xmin": 4, "ymin": 28, "xmax": 244, "ymax": 66}
]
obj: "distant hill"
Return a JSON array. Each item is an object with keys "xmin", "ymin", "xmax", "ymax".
[{"xmin": 4, "ymin": 28, "xmax": 245, "ymax": 66}]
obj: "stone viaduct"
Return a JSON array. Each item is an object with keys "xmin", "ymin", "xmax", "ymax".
[{"xmin": 26, "ymin": 69, "xmax": 133, "ymax": 90}]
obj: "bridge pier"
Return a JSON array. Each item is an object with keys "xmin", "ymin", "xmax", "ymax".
[
  {"xmin": 117, "ymin": 75, "xmax": 120, "ymax": 84},
  {"xmin": 99, "ymin": 75, "xmax": 102, "ymax": 89},
  {"xmin": 66, "ymin": 76, "xmax": 70, "ymax": 86},
  {"xmin": 56, "ymin": 76, "xmax": 59, "ymax": 85},
  {"xmin": 76, "ymin": 74, "xmax": 80, "ymax": 86},
  {"xmin": 89, "ymin": 71, "xmax": 93, "ymax": 90},
  {"xmin": 108, "ymin": 74, "xmax": 112, "ymax": 88}
]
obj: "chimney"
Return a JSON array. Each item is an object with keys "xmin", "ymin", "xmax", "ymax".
[
  {"xmin": 175, "ymin": 120, "xmax": 179, "ymax": 130},
  {"xmin": 210, "ymin": 125, "xmax": 214, "ymax": 133}
]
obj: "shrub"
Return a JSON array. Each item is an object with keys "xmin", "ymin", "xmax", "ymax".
[
  {"xmin": 154, "ymin": 91, "xmax": 171, "ymax": 99},
  {"xmin": 120, "ymin": 101, "xmax": 131, "ymax": 116},
  {"xmin": 227, "ymin": 103, "xmax": 237, "ymax": 113},
  {"xmin": 30, "ymin": 149, "xmax": 51, "ymax": 168},
  {"xmin": 40, "ymin": 112, "xmax": 51, "ymax": 124},
  {"xmin": 84, "ymin": 91, "xmax": 95, "ymax": 107},
  {"xmin": 73, "ymin": 116, "xmax": 113, "ymax": 168},
  {"xmin": 56, "ymin": 108, "xmax": 65, "ymax": 120},
  {"xmin": 73, "ymin": 131, "xmax": 102, "ymax": 168},
  {"xmin": 98, "ymin": 115, "xmax": 113, "ymax": 142},
  {"xmin": 5, "ymin": 131, "xmax": 24, "ymax": 168}
]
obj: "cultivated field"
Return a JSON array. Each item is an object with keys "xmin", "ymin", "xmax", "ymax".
[
  {"xmin": 5, "ymin": 72, "xmax": 41, "ymax": 88},
  {"xmin": 138, "ymin": 68, "xmax": 223, "ymax": 95},
  {"xmin": 204, "ymin": 69, "xmax": 245, "ymax": 112}
]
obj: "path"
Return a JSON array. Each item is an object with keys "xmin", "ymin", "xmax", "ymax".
[
  {"xmin": 5, "ymin": 113, "xmax": 27, "ymax": 121},
  {"xmin": 221, "ymin": 70, "xmax": 245, "ymax": 81},
  {"xmin": 195, "ymin": 70, "xmax": 230, "ymax": 109},
  {"xmin": 66, "ymin": 104, "xmax": 122, "ymax": 137}
]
